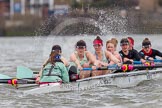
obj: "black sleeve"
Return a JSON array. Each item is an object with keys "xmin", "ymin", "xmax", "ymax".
[
  {"xmin": 132, "ymin": 50, "xmax": 141, "ymax": 61},
  {"xmin": 154, "ymin": 49, "xmax": 162, "ymax": 57}
]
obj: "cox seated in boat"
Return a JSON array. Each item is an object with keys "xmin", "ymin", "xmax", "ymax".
[
  {"xmin": 36, "ymin": 45, "xmax": 69, "ymax": 84},
  {"xmin": 139, "ymin": 38, "xmax": 162, "ymax": 61},
  {"xmin": 93, "ymin": 36, "xmax": 121, "ymax": 76},
  {"xmin": 69, "ymin": 40, "xmax": 100, "ymax": 79},
  {"xmin": 119, "ymin": 38, "xmax": 145, "ymax": 65}
]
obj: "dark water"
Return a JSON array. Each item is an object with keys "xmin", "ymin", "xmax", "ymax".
[{"xmin": 0, "ymin": 35, "xmax": 162, "ymax": 108}]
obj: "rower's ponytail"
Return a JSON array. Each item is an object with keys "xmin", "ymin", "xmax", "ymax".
[
  {"xmin": 96, "ymin": 36, "xmax": 101, "ymax": 40},
  {"xmin": 142, "ymin": 38, "xmax": 151, "ymax": 46}
]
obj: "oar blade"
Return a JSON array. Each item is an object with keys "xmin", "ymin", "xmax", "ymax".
[
  {"xmin": 16, "ymin": 66, "xmax": 34, "ymax": 79},
  {"xmin": 0, "ymin": 74, "xmax": 11, "ymax": 79}
]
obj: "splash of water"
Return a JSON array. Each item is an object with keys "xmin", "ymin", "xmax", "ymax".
[
  {"xmin": 32, "ymin": 9, "xmax": 128, "ymax": 61},
  {"xmin": 95, "ymin": 9, "xmax": 128, "ymax": 36}
]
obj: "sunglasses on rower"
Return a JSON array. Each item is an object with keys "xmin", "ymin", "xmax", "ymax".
[{"xmin": 76, "ymin": 46, "xmax": 86, "ymax": 49}]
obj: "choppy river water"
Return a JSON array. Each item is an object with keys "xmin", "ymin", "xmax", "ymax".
[{"xmin": 0, "ymin": 35, "xmax": 162, "ymax": 108}]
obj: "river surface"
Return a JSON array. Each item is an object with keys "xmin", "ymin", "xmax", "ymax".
[{"xmin": 0, "ymin": 35, "xmax": 162, "ymax": 108}]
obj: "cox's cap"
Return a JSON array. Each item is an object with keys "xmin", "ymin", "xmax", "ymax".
[{"xmin": 52, "ymin": 45, "xmax": 61, "ymax": 52}]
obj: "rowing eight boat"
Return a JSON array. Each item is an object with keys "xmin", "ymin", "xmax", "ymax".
[{"xmin": 23, "ymin": 68, "xmax": 162, "ymax": 95}]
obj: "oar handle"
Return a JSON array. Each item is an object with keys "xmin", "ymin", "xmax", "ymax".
[
  {"xmin": 133, "ymin": 61, "xmax": 154, "ymax": 64},
  {"xmin": 10, "ymin": 79, "xmax": 35, "ymax": 84},
  {"xmin": 83, "ymin": 64, "xmax": 162, "ymax": 72},
  {"xmin": 121, "ymin": 63, "xmax": 162, "ymax": 71},
  {"xmin": 82, "ymin": 68, "xmax": 93, "ymax": 71},
  {"xmin": 133, "ymin": 61, "xmax": 142, "ymax": 64},
  {"xmin": 154, "ymin": 59, "xmax": 162, "ymax": 62},
  {"xmin": 82, "ymin": 64, "xmax": 119, "ymax": 71},
  {"xmin": 82, "ymin": 67, "xmax": 109, "ymax": 71},
  {"xmin": 133, "ymin": 59, "xmax": 162, "ymax": 64}
]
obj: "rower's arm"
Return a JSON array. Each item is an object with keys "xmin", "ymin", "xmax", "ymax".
[
  {"xmin": 133, "ymin": 50, "xmax": 141, "ymax": 61},
  {"xmin": 114, "ymin": 51, "xmax": 122, "ymax": 63},
  {"xmin": 86, "ymin": 51, "xmax": 98, "ymax": 66},
  {"xmin": 155, "ymin": 49, "xmax": 162, "ymax": 57},
  {"xmin": 70, "ymin": 53, "xmax": 82, "ymax": 68},
  {"xmin": 105, "ymin": 50, "xmax": 120, "ymax": 64}
]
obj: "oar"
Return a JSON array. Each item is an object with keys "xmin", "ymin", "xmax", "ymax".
[
  {"xmin": 133, "ymin": 61, "xmax": 153, "ymax": 64},
  {"xmin": 133, "ymin": 59, "xmax": 162, "ymax": 64},
  {"xmin": 0, "ymin": 79, "xmax": 36, "ymax": 84},
  {"xmin": 83, "ymin": 64, "xmax": 162, "ymax": 72},
  {"xmin": 129, "ymin": 64, "xmax": 162, "ymax": 70},
  {"xmin": 0, "ymin": 73, "xmax": 35, "ymax": 86},
  {"xmin": 121, "ymin": 64, "xmax": 162, "ymax": 71},
  {"xmin": 16, "ymin": 66, "xmax": 35, "ymax": 79},
  {"xmin": 154, "ymin": 59, "xmax": 162, "ymax": 62},
  {"xmin": 0, "ymin": 74, "xmax": 12, "ymax": 79},
  {"xmin": 133, "ymin": 61, "xmax": 142, "ymax": 64},
  {"xmin": 0, "ymin": 66, "xmax": 36, "ymax": 80},
  {"xmin": 83, "ymin": 64, "xmax": 119, "ymax": 71}
]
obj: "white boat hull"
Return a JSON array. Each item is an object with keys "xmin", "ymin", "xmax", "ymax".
[{"xmin": 23, "ymin": 68, "xmax": 162, "ymax": 95}]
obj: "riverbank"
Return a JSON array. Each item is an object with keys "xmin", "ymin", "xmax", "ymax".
[{"xmin": 1, "ymin": 8, "xmax": 162, "ymax": 36}]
